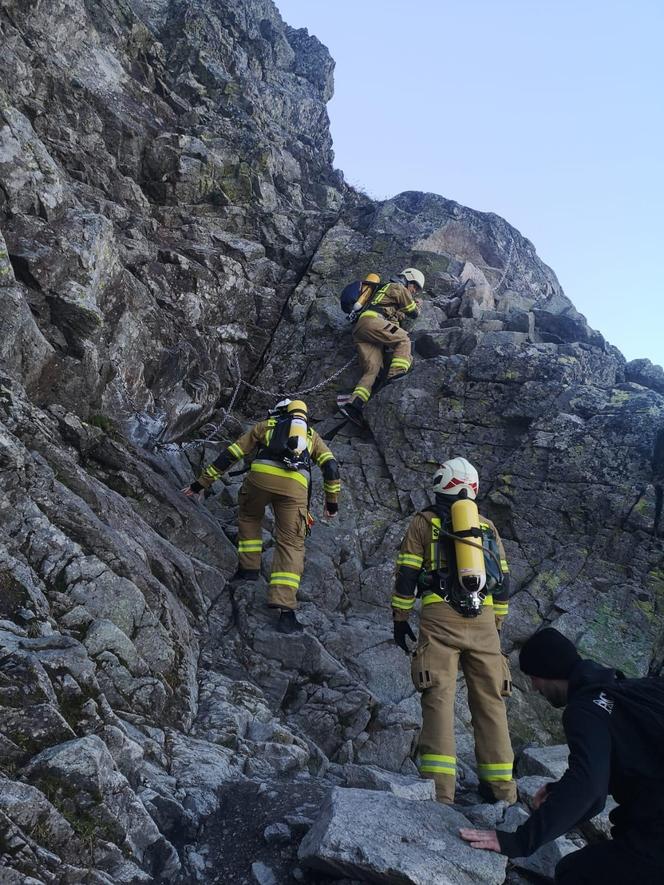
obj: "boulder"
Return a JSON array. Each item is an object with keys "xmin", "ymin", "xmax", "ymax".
[
  {"xmin": 22, "ymin": 735, "xmax": 179, "ymax": 876},
  {"xmin": 517, "ymin": 746, "xmax": 568, "ymax": 780},
  {"xmin": 333, "ymin": 763, "xmax": 436, "ymax": 800},
  {"xmin": 625, "ymin": 358, "xmax": 664, "ymax": 396},
  {"xmin": 298, "ymin": 787, "xmax": 507, "ymax": 884}
]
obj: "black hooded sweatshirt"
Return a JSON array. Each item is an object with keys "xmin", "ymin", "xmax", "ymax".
[{"xmin": 497, "ymin": 659, "xmax": 664, "ymax": 862}]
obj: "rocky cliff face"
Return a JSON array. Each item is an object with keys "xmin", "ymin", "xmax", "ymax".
[{"xmin": 1, "ymin": 1, "xmax": 663, "ymax": 883}]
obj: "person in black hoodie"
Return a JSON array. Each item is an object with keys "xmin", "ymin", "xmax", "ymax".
[{"xmin": 459, "ymin": 627, "xmax": 664, "ymax": 884}]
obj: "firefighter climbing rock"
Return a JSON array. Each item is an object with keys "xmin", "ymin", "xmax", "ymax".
[
  {"xmin": 339, "ymin": 267, "xmax": 424, "ymax": 425},
  {"xmin": 183, "ymin": 399, "xmax": 340, "ymax": 634},
  {"xmin": 391, "ymin": 457, "xmax": 517, "ymax": 805}
]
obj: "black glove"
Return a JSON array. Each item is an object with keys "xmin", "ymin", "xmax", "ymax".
[
  {"xmin": 325, "ymin": 501, "xmax": 338, "ymax": 515},
  {"xmin": 189, "ymin": 480, "xmax": 204, "ymax": 493},
  {"xmin": 393, "ymin": 620, "xmax": 416, "ymax": 654}
]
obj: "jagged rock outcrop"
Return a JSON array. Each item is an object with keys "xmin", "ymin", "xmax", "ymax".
[
  {"xmin": 1, "ymin": 0, "xmax": 345, "ymax": 442},
  {"xmin": 1, "ymin": 0, "xmax": 663, "ymax": 883}
]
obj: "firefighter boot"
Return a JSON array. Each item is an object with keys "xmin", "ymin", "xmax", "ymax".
[
  {"xmin": 339, "ymin": 398, "xmax": 364, "ymax": 427},
  {"xmin": 229, "ymin": 567, "xmax": 260, "ymax": 583},
  {"xmin": 277, "ymin": 609, "xmax": 304, "ymax": 634}
]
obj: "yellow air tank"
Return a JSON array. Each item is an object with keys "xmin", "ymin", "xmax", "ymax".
[
  {"xmin": 450, "ymin": 497, "xmax": 486, "ymax": 594},
  {"xmin": 351, "ymin": 272, "xmax": 381, "ymax": 313},
  {"xmin": 286, "ymin": 400, "xmax": 308, "ymax": 456}
]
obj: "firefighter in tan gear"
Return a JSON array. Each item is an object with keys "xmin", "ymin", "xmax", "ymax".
[
  {"xmin": 392, "ymin": 457, "xmax": 516, "ymax": 805},
  {"xmin": 340, "ymin": 268, "xmax": 424, "ymax": 425},
  {"xmin": 184, "ymin": 399, "xmax": 340, "ymax": 634}
]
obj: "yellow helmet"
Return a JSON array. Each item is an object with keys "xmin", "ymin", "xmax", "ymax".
[{"xmin": 287, "ymin": 399, "xmax": 307, "ymax": 415}]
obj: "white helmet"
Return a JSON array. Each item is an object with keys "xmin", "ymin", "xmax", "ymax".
[
  {"xmin": 400, "ymin": 267, "xmax": 425, "ymax": 291},
  {"xmin": 432, "ymin": 457, "xmax": 479, "ymax": 500}
]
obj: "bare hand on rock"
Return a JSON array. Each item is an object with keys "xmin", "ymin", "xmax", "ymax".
[{"xmin": 459, "ymin": 828, "xmax": 501, "ymax": 853}]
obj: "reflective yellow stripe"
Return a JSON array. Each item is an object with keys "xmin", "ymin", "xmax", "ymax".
[
  {"xmin": 422, "ymin": 593, "xmax": 494, "ymax": 607},
  {"xmin": 203, "ymin": 465, "xmax": 222, "ymax": 480},
  {"xmin": 422, "ymin": 593, "xmax": 445, "ymax": 606},
  {"xmin": 264, "ymin": 417, "xmax": 277, "ymax": 446},
  {"xmin": 270, "ymin": 571, "xmax": 300, "ymax": 588},
  {"xmin": 493, "ymin": 603, "xmax": 509, "ymax": 614},
  {"xmin": 372, "ymin": 286, "xmax": 388, "ymax": 304},
  {"xmin": 431, "ymin": 517, "xmax": 441, "ymax": 570},
  {"xmin": 404, "ymin": 300, "xmax": 418, "ymax": 313},
  {"xmin": 419, "ymin": 754, "xmax": 456, "ymax": 774},
  {"xmin": 250, "ymin": 463, "xmax": 308, "ymax": 488},
  {"xmin": 352, "ymin": 386, "xmax": 371, "ymax": 402},
  {"xmin": 360, "ymin": 310, "xmax": 380, "ymax": 318},
  {"xmin": 500, "ymin": 559, "xmax": 509, "ymax": 572},
  {"xmin": 391, "ymin": 594, "xmax": 416, "ymax": 610},
  {"xmin": 317, "ymin": 452, "xmax": 333, "ymax": 466},
  {"xmin": 324, "ymin": 482, "xmax": 341, "ymax": 493},
  {"xmin": 228, "ymin": 443, "xmax": 244, "ymax": 459},
  {"xmin": 396, "ymin": 553, "xmax": 423, "ymax": 568},
  {"xmin": 238, "ymin": 540, "xmax": 263, "ymax": 551},
  {"xmin": 390, "ymin": 358, "xmax": 411, "ymax": 370},
  {"xmin": 478, "ymin": 762, "xmax": 513, "ymax": 781}
]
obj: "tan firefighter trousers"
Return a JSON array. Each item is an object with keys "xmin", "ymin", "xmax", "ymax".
[
  {"xmin": 237, "ymin": 475, "xmax": 308, "ymax": 610},
  {"xmin": 411, "ymin": 601, "xmax": 517, "ymax": 804},
  {"xmin": 351, "ymin": 316, "xmax": 412, "ymax": 403}
]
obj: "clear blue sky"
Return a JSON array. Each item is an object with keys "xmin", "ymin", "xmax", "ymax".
[{"xmin": 276, "ymin": 0, "xmax": 663, "ymax": 367}]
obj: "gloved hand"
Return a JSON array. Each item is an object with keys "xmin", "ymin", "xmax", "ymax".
[{"xmin": 393, "ymin": 620, "xmax": 417, "ymax": 654}]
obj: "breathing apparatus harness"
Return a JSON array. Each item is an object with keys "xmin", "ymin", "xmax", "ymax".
[
  {"xmin": 342, "ymin": 273, "xmax": 381, "ymax": 324},
  {"xmin": 424, "ymin": 492, "xmax": 504, "ymax": 618},
  {"xmin": 255, "ymin": 400, "xmax": 315, "ymax": 534},
  {"xmin": 354, "ymin": 277, "xmax": 404, "ymax": 323}
]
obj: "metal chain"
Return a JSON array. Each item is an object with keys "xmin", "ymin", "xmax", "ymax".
[
  {"xmin": 241, "ymin": 355, "xmax": 357, "ymax": 398},
  {"xmin": 168, "ymin": 352, "xmax": 357, "ymax": 451},
  {"xmin": 120, "ymin": 236, "xmax": 512, "ymax": 454}
]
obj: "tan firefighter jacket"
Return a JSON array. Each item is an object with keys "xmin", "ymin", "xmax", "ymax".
[
  {"xmin": 392, "ymin": 509, "xmax": 510, "ymax": 627},
  {"xmin": 193, "ymin": 418, "xmax": 340, "ymax": 505},
  {"xmin": 357, "ymin": 281, "xmax": 419, "ymax": 327}
]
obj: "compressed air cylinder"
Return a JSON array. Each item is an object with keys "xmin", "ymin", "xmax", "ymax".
[
  {"xmin": 450, "ymin": 498, "xmax": 486, "ymax": 593},
  {"xmin": 286, "ymin": 400, "xmax": 308, "ymax": 455},
  {"xmin": 351, "ymin": 272, "xmax": 381, "ymax": 313}
]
